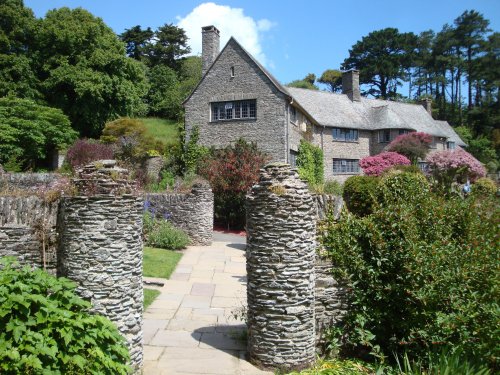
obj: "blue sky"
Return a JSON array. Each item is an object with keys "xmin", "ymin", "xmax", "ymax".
[{"xmin": 25, "ymin": 0, "xmax": 499, "ymax": 86}]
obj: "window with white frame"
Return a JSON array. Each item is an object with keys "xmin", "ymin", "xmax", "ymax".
[
  {"xmin": 447, "ymin": 141, "xmax": 456, "ymax": 150},
  {"xmin": 378, "ymin": 129, "xmax": 391, "ymax": 143},
  {"xmin": 332, "ymin": 128, "xmax": 358, "ymax": 142},
  {"xmin": 333, "ymin": 158, "xmax": 359, "ymax": 173},
  {"xmin": 211, "ymin": 100, "xmax": 256, "ymax": 121}
]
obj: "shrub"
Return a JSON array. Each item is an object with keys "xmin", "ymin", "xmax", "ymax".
[
  {"xmin": 100, "ymin": 118, "xmax": 164, "ymax": 163},
  {"xmin": 321, "ymin": 172, "xmax": 499, "ymax": 368},
  {"xmin": 471, "ymin": 177, "xmax": 497, "ymax": 197},
  {"xmin": 146, "ymin": 220, "xmax": 190, "ymax": 250},
  {"xmin": 342, "ymin": 175, "xmax": 379, "ymax": 216},
  {"xmin": 359, "ymin": 152, "xmax": 411, "ymax": 176},
  {"xmin": 0, "ymin": 97, "xmax": 78, "ymax": 170},
  {"xmin": 387, "ymin": 132, "xmax": 432, "ymax": 164},
  {"xmin": 180, "ymin": 126, "xmax": 209, "ymax": 176},
  {"xmin": 0, "ymin": 258, "xmax": 130, "ymax": 374},
  {"xmin": 198, "ymin": 139, "xmax": 269, "ymax": 229},
  {"xmin": 297, "ymin": 140, "xmax": 324, "ymax": 185},
  {"xmin": 65, "ymin": 139, "xmax": 114, "ymax": 170}
]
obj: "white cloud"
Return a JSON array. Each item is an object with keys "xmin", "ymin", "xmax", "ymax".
[{"xmin": 176, "ymin": 2, "xmax": 275, "ymax": 66}]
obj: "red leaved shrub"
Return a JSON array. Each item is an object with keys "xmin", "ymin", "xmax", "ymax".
[
  {"xmin": 387, "ymin": 132, "xmax": 432, "ymax": 163},
  {"xmin": 360, "ymin": 152, "xmax": 411, "ymax": 176},
  {"xmin": 65, "ymin": 139, "xmax": 114, "ymax": 170}
]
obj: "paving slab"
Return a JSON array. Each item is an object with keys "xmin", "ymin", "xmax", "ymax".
[{"xmin": 143, "ymin": 232, "xmax": 272, "ymax": 375}]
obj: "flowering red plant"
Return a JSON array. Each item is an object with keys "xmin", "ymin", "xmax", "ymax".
[
  {"xmin": 360, "ymin": 152, "xmax": 411, "ymax": 176},
  {"xmin": 387, "ymin": 132, "xmax": 432, "ymax": 163}
]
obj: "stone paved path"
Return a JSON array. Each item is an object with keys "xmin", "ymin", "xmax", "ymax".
[{"xmin": 142, "ymin": 232, "xmax": 272, "ymax": 375}]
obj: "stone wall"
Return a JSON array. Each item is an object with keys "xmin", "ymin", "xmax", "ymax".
[
  {"xmin": 57, "ymin": 161, "xmax": 144, "ymax": 369},
  {"xmin": 246, "ymin": 164, "xmax": 317, "ymax": 371},
  {"xmin": 0, "ymin": 196, "xmax": 59, "ymax": 273},
  {"xmin": 145, "ymin": 181, "xmax": 214, "ymax": 246},
  {"xmin": 0, "ymin": 173, "xmax": 61, "ymax": 191}
]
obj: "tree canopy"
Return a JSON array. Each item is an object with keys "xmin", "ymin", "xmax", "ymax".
[
  {"xmin": 0, "ymin": 97, "xmax": 77, "ymax": 170},
  {"xmin": 318, "ymin": 69, "xmax": 343, "ymax": 92}
]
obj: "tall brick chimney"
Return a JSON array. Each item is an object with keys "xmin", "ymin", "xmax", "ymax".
[
  {"xmin": 202, "ymin": 25, "xmax": 220, "ymax": 76},
  {"xmin": 342, "ymin": 70, "xmax": 361, "ymax": 102},
  {"xmin": 420, "ymin": 98, "xmax": 432, "ymax": 117}
]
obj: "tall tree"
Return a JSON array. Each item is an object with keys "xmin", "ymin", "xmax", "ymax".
[
  {"xmin": 0, "ymin": 0, "xmax": 39, "ymax": 98},
  {"xmin": 318, "ymin": 69, "xmax": 342, "ymax": 92},
  {"xmin": 119, "ymin": 25, "xmax": 154, "ymax": 60},
  {"xmin": 144, "ymin": 23, "xmax": 190, "ymax": 70},
  {"xmin": 34, "ymin": 7, "xmax": 148, "ymax": 137},
  {"xmin": 453, "ymin": 10, "xmax": 490, "ymax": 109},
  {"xmin": 286, "ymin": 73, "xmax": 318, "ymax": 90},
  {"xmin": 342, "ymin": 28, "xmax": 418, "ymax": 99}
]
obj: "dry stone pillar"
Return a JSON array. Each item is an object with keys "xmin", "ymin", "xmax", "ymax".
[
  {"xmin": 57, "ymin": 161, "xmax": 143, "ymax": 369},
  {"xmin": 246, "ymin": 163, "xmax": 316, "ymax": 371}
]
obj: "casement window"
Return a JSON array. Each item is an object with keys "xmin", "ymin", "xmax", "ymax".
[
  {"xmin": 378, "ymin": 129, "xmax": 391, "ymax": 143},
  {"xmin": 447, "ymin": 141, "xmax": 456, "ymax": 150},
  {"xmin": 289, "ymin": 150, "xmax": 298, "ymax": 167},
  {"xmin": 333, "ymin": 158, "xmax": 359, "ymax": 173},
  {"xmin": 211, "ymin": 100, "xmax": 256, "ymax": 121},
  {"xmin": 290, "ymin": 106, "xmax": 297, "ymax": 123},
  {"xmin": 332, "ymin": 128, "xmax": 358, "ymax": 142}
]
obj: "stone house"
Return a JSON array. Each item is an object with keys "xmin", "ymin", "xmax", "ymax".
[{"xmin": 183, "ymin": 26, "xmax": 465, "ymax": 183}]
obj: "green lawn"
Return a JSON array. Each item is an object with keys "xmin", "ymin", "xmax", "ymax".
[
  {"xmin": 143, "ymin": 246, "xmax": 182, "ymax": 279},
  {"xmin": 139, "ymin": 117, "xmax": 180, "ymax": 145},
  {"xmin": 143, "ymin": 247, "xmax": 182, "ymax": 309},
  {"xmin": 144, "ymin": 289, "xmax": 161, "ymax": 309}
]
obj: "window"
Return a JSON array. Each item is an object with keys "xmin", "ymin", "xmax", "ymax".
[
  {"xmin": 332, "ymin": 128, "xmax": 358, "ymax": 142},
  {"xmin": 378, "ymin": 129, "xmax": 391, "ymax": 143},
  {"xmin": 290, "ymin": 106, "xmax": 297, "ymax": 123},
  {"xmin": 418, "ymin": 161, "xmax": 429, "ymax": 173},
  {"xmin": 333, "ymin": 159, "xmax": 359, "ymax": 173},
  {"xmin": 211, "ymin": 100, "xmax": 256, "ymax": 121},
  {"xmin": 289, "ymin": 150, "xmax": 298, "ymax": 167},
  {"xmin": 430, "ymin": 137, "xmax": 437, "ymax": 149},
  {"xmin": 230, "ymin": 66, "xmax": 235, "ymax": 77},
  {"xmin": 399, "ymin": 129, "xmax": 410, "ymax": 135},
  {"xmin": 447, "ymin": 141, "xmax": 456, "ymax": 150}
]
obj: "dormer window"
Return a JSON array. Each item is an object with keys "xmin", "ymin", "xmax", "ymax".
[
  {"xmin": 230, "ymin": 66, "xmax": 235, "ymax": 77},
  {"xmin": 447, "ymin": 141, "xmax": 456, "ymax": 150}
]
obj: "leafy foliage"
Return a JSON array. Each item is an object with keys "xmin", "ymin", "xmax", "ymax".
[
  {"xmin": 297, "ymin": 140, "xmax": 324, "ymax": 185},
  {"xmin": 35, "ymin": 7, "xmax": 148, "ymax": 137},
  {"xmin": 198, "ymin": 139, "xmax": 269, "ymax": 229},
  {"xmin": 286, "ymin": 73, "xmax": 319, "ymax": 90},
  {"xmin": 387, "ymin": 132, "xmax": 432, "ymax": 164},
  {"xmin": 0, "ymin": 97, "xmax": 77, "ymax": 170},
  {"xmin": 321, "ymin": 172, "xmax": 499, "ymax": 368},
  {"xmin": 342, "ymin": 175, "xmax": 379, "ymax": 217},
  {"xmin": 0, "ymin": 258, "xmax": 130, "ymax": 374},
  {"xmin": 65, "ymin": 139, "xmax": 114, "ymax": 171},
  {"xmin": 359, "ymin": 152, "xmax": 411, "ymax": 176},
  {"xmin": 146, "ymin": 65, "xmax": 183, "ymax": 120},
  {"xmin": 471, "ymin": 177, "xmax": 497, "ymax": 197},
  {"xmin": 318, "ymin": 69, "xmax": 343, "ymax": 93},
  {"xmin": 142, "ymin": 211, "xmax": 190, "ymax": 250},
  {"xmin": 180, "ymin": 126, "xmax": 209, "ymax": 176}
]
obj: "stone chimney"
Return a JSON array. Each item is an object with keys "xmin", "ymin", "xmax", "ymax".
[
  {"xmin": 202, "ymin": 25, "xmax": 220, "ymax": 76},
  {"xmin": 342, "ymin": 70, "xmax": 361, "ymax": 102},
  {"xmin": 420, "ymin": 98, "xmax": 432, "ymax": 117}
]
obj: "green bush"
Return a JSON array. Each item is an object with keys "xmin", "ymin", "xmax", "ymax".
[
  {"xmin": 321, "ymin": 172, "xmax": 499, "ymax": 368},
  {"xmin": 472, "ymin": 177, "xmax": 497, "ymax": 197},
  {"xmin": 147, "ymin": 220, "xmax": 190, "ymax": 250},
  {"xmin": 310, "ymin": 180, "xmax": 343, "ymax": 196},
  {"xmin": 0, "ymin": 258, "xmax": 130, "ymax": 374},
  {"xmin": 342, "ymin": 175, "xmax": 379, "ymax": 216},
  {"xmin": 297, "ymin": 140, "xmax": 324, "ymax": 185}
]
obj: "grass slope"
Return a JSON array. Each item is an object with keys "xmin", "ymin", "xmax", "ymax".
[{"xmin": 139, "ymin": 117, "xmax": 180, "ymax": 145}]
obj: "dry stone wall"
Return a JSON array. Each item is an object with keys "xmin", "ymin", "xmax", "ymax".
[
  {"xmin": 0, "ymin": 196, "xmax": 59, "ymax": 273},
  {"xmin": 246, "ymin": 163, "xmax": 316, "ymax": 371},
  {"xmin": 57, "ymin": 161, "xmax": 144, "ymax": 369},
  {"xmin": 145, "ymin": 181, "xmax": 213, "ymax": 245}
]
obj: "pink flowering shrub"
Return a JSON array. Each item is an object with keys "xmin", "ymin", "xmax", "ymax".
[
  {"xmin": 387, "ymin": 132, "xmax": 432, "ymax": 163},
  {"xmin": 360, "ymin": 152, "xmax": 411, "ymax": 176},
  {"xmin": 425, "ymin": 149, "xmax": 486, "ymax": 189}
]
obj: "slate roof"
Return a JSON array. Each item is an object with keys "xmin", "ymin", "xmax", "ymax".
[{"xmin": 286, "ymin": 87, "xmax": 463, "ymax": 142}]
